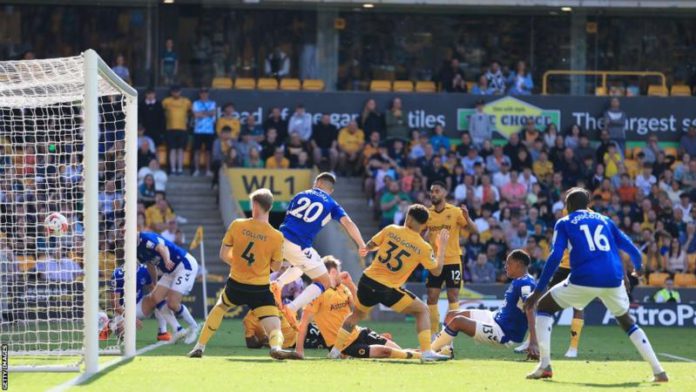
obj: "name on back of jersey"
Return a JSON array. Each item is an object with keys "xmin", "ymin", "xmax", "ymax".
[
  {"xmin": 242, "ymin": 228, "xmax": 268, "ymax": 241},
  {"xmin": 569, "ymin": 210, "xmax": 605, "ymax": 224},
  {"xmin": 387, "ymin": 231, "xmax": 422, "ymax": 255}
]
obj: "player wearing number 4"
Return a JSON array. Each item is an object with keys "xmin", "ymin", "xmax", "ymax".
[
  {"xmin": 271, "ymin": 172, "xmax": 367, "ymax": 331},
  {"xmin": 524, "ymin": 187, "xmax": 668, "ymax": 382}
]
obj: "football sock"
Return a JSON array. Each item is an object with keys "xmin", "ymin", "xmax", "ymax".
[
  {"xmin": 536, "ymin": 312, "xmax": 554, "ymax": 368},
  {"xmin": 428, "ymin": 304, "xmax": 440, "ymax": 335},
  {"xmin": 431, "ymin": 326, "xmax": 456, "ymax": 351},
  {"xmin": 417, "ymin": 329, "xmax": 432, "ymax": 352},
  {"xmin": 275, "ymin": 266, "xmax": 304, "ymax": 288},
  {"xmin": 159, "ymin": 305, "xmax": 182, "ymax": 331},
  {"xmin": 198, "ymin": 305, "xmax": 226, "ymax": 345},
  {"xmin": 627, "ymin": 325, "xmax": 664, "ymax": 374},
  {"xmin": 268, "ymin": 328, "xmax": 284, "ymax": 350},
  {"xmin": 569, "ymin": 317, "xmax": 584, "ymax": 350},
  {"xmin": 389, "ymin": 348, "xmax": 413, "ymax": 359},
  {"xmin": 448, "ymin": 302, "xmax": 459, "ymax": 312},
  {"xmin": 136, "ymin": 300, "xmax": 146, "ymax": 319},
  {"xmin": 176, "ymin": 304, "xmax": 197, "ymax": 328},
  {"xmin": 154, "ymin": 301, "xmax": 168, "ymax": 334},
  {"xmin": 334, "ymin": 327, "xmax": 353, "ymax": 351},
  {"xmin": 193, "ymin": 343, "xmax": 205, "ymax": 352},
  {"xmin": 287, "ymin": 282, "xmax": 325, "ymax": 312}
]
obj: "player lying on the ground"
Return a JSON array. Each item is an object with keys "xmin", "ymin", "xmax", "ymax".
[
  {"xmin": 524, "ymin": 187, "xmax": 668, "ymax": 382},
  {"xmin": 295, "ymin": 256, "xmax": 419, "ymax": 360},
  {"xmin": 243, "ymin": 309, "xmax": 328, "ymax": 350},
  {"xmin": 431, "ymin": 249, "xmax": 536, "ymax": 356},
  {"xmin": 135, "ymin": 230, "xmax": 200, "ymax": 344},
  {"xmin": 333, "ymin": 204, "xmax": 451, "ymax": 362},
  {"xmin": 110, "ymin": 261, "xmax": 184, "ymax": 342},
  {"xmin": 271, "ymin": 172, "xmax": 366, "ymax": 329},
  {"xmin": 188, "ymin": 188, "xmax": 300, "ymax": 360}
]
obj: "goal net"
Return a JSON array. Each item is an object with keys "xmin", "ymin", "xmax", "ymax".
[{"xmin": 0, "ymin": 50, "xmax": 137, "ymax": 373}]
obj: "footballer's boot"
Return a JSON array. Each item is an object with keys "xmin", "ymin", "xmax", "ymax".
[
  {"xmin": 438, "ymin": 345, "xmax": 454, "ymax": 359},
  {"xmin": 327, "ymin": 347, "xmax": 343, "ymax": 359},
  {"xmin": 270, "ymin": 348, "xmax": 303, "ymax": 360},
  {"xmin": 270, "ymin": 281, "xmax": 284, "ymax": 309},
  {"xmin": 526, "ymin": 365, "xmax": 553, "ymax": 379},
  {"xmin": 184, "ymin": 324, "xmax": 201, "ymax": 345},
  {"xmin": 157, "ymin": 331, "xmax": 172, "ymax": 342},
  {"xmin": 564, "ymin": 347, "xmax": 578, "ymax": 358},
  {"xmin": 652, "ymin": 372, "xmax": 669, "ymax": 383},
  {"xmin": 187, "ymin": 348, "xmax": 203, "ymax": 358},
  {"xmin": 514, "ymin": 339, "xmax": 530, "ymax": 354},
  {"xmin": 172, "ymin": 326, "xmax": 188, "ymax": 343},
  {"xmin": 421, "ymin": 350, "xmax": 450, "ymax": 363}
]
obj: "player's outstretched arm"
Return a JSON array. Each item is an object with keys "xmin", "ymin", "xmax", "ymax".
[
  {"xmin": 359, "ymin": 240, "xmax": 379, "ymax": 257},
  {"xmin": 155, "ymin": 243, "xmax": 175, "ymax": 270},
  {"xmin": 534, "ymin": 221, "xmax": 568, "ymax": 293},
  {"xmin": 340, "ymin": 215, "xmax": 367, "ymax": 250},
  {"xmin": 525, "ymin": 299, "xmax": 540, "ymax": 360},
  {"xmin": 610, "ymin": 221, "xmax": 643, "ymax": 274},
  {"xmin": 461, "ymin": 205, "xmax": 478, "ymax": 234},
  {"xmin": 428, "ymin": 229, "xmax": 450, "ymax": 277},
  {"xmin": 295, "ymin": 309, "xmax": 315, "ymax": 358}
]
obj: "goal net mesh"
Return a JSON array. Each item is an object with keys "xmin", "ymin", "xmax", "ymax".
[{"xmin": 0, "ymin": 55, "xmax": 132, "ymax": 369}]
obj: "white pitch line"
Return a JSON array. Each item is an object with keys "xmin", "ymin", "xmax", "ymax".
[
  {"xmin": 49, "ymin": 341, "xmax": 169, "ymax": 392},
  {"xmin": 659, "ymin": 352, "xmax": 696, "ymax": 363}
]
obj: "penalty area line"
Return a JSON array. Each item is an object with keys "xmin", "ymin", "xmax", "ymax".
[
  {"xmin": 659, "ymin": 352, "xmax": 696, "ymax": 363},
  {"xmin": 49, "ymin": 341, "xmax": 169, "ymax": 392}
]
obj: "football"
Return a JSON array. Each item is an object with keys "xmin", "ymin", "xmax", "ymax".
[{"xmin": 44, "ymin": 212, "xmax": 69, "ymax": 236}]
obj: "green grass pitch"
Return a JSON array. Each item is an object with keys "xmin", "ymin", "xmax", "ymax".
[{"xmin": 8, "ymin": 319, "xmax": 696, "ymax": 391}]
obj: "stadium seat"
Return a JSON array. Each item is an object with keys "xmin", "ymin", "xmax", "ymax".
[
  {"xmin": 670, "ymin": 84, "xmax": 692, "ymax": 96},
  {"xmin": 157, "ymin": 145, "xmax": 168, "ymax": 166},
  {"xmin": 466, "ymin": 81, "xmax": 475, "ymax": 92},
  {"xmin": 16, "ymin": 255, "xmax": 37, "ymax": 272},
  {"xmin": 369, "ymin": 80, "xmax": 392, "ymax": 92},
  {"xmin": 234, "ymin": 78, "xmax": 256, "ymax": 90},
  {"xmin": 392, "ymin": 80, "xmax": 414, "ymax": 92},
  {"xmin": 279, "ymin": 78, "xmax": 301, "ymax": 90},
  {"xmin": 211, "ymin": 77, "xmax": 233, "ymax": 89},
  {"xmin": 595, "ymin": 86, "xmax": 607, "ymax": 96},
  {"xmin": 257, "ymin": 78, "xmax": 278, "ymax": 90},
  {"xmin": 674, "ymin": 273, "xmax": 696, "ymax": 287},
  {"xmin": 647, "ymin": 85, "xmax": 668, "ymax": 97},
  {"xmin": 688, "ymin": 253, "xmax": 696, "ymax": 272},
  {"xmin": 415, "ymin": 81, "xmax": 437, "ymax": 93},
  {"xmin": 648, "ymin": 272, "xmax": 669, "ymax": 287},
  {"xmin": 632, "ymin": 146, "xmax": 643, "ymax": 158},
  {"xmin": 302, "ymin": 79, "xmax": 325, "ymax": 91},
  {"xmin": 664, "ymin": 146, "xmax": 677, "ymax": 158}
]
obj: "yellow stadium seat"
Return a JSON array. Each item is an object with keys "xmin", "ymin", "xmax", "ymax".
[
  {"xmin": 466, "ymin": 81, "xmax": 475, "ymax": 92},
  {"xmin": 369, "ymin": 80, "xmax": 392, "ymax": 92},
  {"xmin": 670, "ymin": 84, "xmax": 692, "ymax": 97},
  {"xmin": 415, "ymin": 81, "xmax": 437, "ymax": 93},
  {"xmin": 257, "ymin": 78, "xmax": 278, "ymax": 90},
  {"xmin": 211, "ymin": 77, "xmax": 233, "ymax": 89},
  {"xmin": 157, "ymin": 146, "xmax": 168, "ymax": 166},
  {"xmin": 648, "ymin": 272, "xmax": 669, "ymax": 287},
  {"xmin": 688, "ymin": 253, "xmax": 696, "ymax": 272},
  {"xmin": 664, "ymin": 147, "xmax": 677, "ymax": 158},
  {"xmin": 392, "ymin": 80, "xmax": 414, "ymax": 93},
  {"xmin": 647, "ymin": 85, "xmax": 668, "ymax": 97},
  {"xmin": 674, "ymin": 273, "xmax": 696, "ymax": 287},
  {"xmin": 16, "ymin": 255, "xmax": 37, "ymax": 272},
  {"xmin": 595, "ymin": 86, "xmax": 607, "ymax": 96},
  {"xmin": 280, "ymin": 78, "xmax": 301, "ymax": 91},
  {"xmin": 302, "ymin": 79, "xmax": 325, "ymax": 91},
  {"xmin": 234, "ymin": 78, "xmax": 256, "ymax": 90}
]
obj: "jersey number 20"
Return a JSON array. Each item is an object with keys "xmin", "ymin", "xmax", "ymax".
[
  {"xmin": 579, "ymin": 224, "xmax": 610, "ymax": 252},
  {"xmin": 288, "ymin": 197, "xmax": 324, "ymax": 223}
]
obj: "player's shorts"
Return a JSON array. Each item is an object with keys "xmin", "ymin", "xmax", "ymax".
[
  {"xmin": 304, "ymin": 323, "xmax": 328, "ymax": 349},
  {"xmin": 283, "ymin": 241, "xmax": 326, "ymax": 279},
  {"xmin": 549, "ymin": 278, "xmax": 630, "ymax": 317},
  {"xmin": 157, "ymin": 254, "xmax": 198, "ymax": 295},
  {"xmin": 221, "ymin": 277, "xmax": 279, "ymax": 319},
  {"xmin": 465, "ymin": 309, "xmax": 514, "ymax": 347},
  {"xmin": 192, "ymin": 133, "xmax": 215, "ymax": 150},
  {"xmin": 166, "ymin": 129, "xmax": 188, "ymax": 149},
  {"xmin": 341, "ymin": 327, "xmax": 388, "ymax": 358},
  {"xmin": 355, "ymin": 274, "xmax": 416, "ymax": 313},
  {"xmin": 426, "ymin": 263, "xmax": 462, "ymax": 289},
  {"xmin": 549, "ymin": 267, "xmax": 571, "ymax": 288}
]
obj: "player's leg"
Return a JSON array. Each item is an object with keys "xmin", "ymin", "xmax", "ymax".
[
  {"xmin": 426, "ymin": 287, "xmax": 441, "ymax": 338},
  {"xmin": 138, "ymin": 284, "xmax": 168, "ymax": 318},
  {"xmin": 154, "ymin": 299, "xmax": 185, "ymax": 342},
  {"xmin": 188, "ymin": 289, "xmax": 233, "ymax": 357},
  {"xmin": 256, "ymin": 308, "xmax": 302, "ymax": 360},
  {"xmin": 166, "ymin": 261, "xmax": 199, "ymax": 343},
  {"xmin": 282, "ymin": 248, "xmax": 330, "ymax": 315},
  {"xmin": 397, "ymin": 295, "xmax": 449, "ymax": 361},
  {"xmin": 444, "ymin": 264, "xmax": 462, "ymax": 344},
  {"xmin": 333, "ymin": 307, "xmax": 368, "ymax": 358},
  {"xmin": 153, "ymin": 300, "xmax": 172, "ymax": 341},
  {"xmin": 431, "ymin": 310, "xmax": 476, "ymax": 351},
  {"xmin": 564, "ymin": 308, "xmax": 584, "ymax": 358}
]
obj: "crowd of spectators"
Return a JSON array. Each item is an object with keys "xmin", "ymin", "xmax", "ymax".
[{"xmin": 439, "ymin": 59, "xmax": 534, "ymax": 95}]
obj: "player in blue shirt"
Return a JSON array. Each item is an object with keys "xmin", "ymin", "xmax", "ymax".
[
  {"xmin": 431, "ymin": 250, "xmax": 536, "ymax": 356},
  {"xmin": 136, "ymin": 231, "xmax": 200, "ymax": 344},
  {"xmin": 271, "ymin": 172, "xmax": 366, "ymax": 329},
  {"xmin": 525, "ymin": 188, "xmax": 667, "ymax": 382}
]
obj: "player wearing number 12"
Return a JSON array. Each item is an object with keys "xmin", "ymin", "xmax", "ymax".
[{"xmin": 188, "ymin": 188, "xmax": 300, "ymax": 360}]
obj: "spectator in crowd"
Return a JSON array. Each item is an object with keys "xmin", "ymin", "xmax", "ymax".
[
  {"xmin": 99, "ymin": 180, "xmax": 123, "ymax": 225},
  {"xmin": 507, "ymin": 60, "xmax": 533, "ymax": 95},
  {"xmin": 461, "ymin": 147, "xmax": 483, "ymax": 176},
  {"xmin": 439, "ymin": 58, "xmax": 466, "ymax": 93},
  {"xmin": 653, "ymin": 279, "xmax": 681, "ymax": 303},
  {"xmin": 138, "ymin": 89, "xmax": 165, "ymax": 145},
  {"xmin": 520, "ymin": 118, "xmax": 540, "ymax": 148},
  {"xmin": 244, "ymin": 146, "xmax": 264, "ymax": 168},
  {"xmin": 603, "ymin": 143, "xmax": 623, "ymax": 178},
  {"xmin": 242, "ymin": 114, "xmax": 265, "ymax": 143},
  {"xmin": 111, "ymin": 54, "xmax": 131, "ymax": 84},
  {"xmin": 264, "ymin": 107, "xmax": 288, "ymax": 142},
  {"xmin": 468, "ymin": 100, "xmax": 492, "ymax": 149},
  {"xmin": 337, "ymin": 120, "xmax": 365, "ymax": 176},
  {"xmin": 603, "ymin": 97, "xmax": 628, "ymax": 153},
  {"xmin": 679, "ymin": 222, "xmax": 696, "ymax": 254},
  {"xmin": 475, "ymin": 174, "xmax": 499, "ymax": 205},
  {"xmin": 360, "ymin": 98, "xmax": 385, "ymax": 139},
  {"xmin": 217, "ymin": 103, "xmax": 240, "ymax": 140},
  {"xmin": 211, "ymin": 126, "xmax": 236, "ymax": 187},
  {"xmin": 635, "ymin": 163, "xmax": 657, "ymax": 196},
  {"xmin": 161, "ymin": 86, "xmax": 191, "ymax": 175},
  {"xmin": 36, "ymin": 251, "xmax": 83, "ymax": 282},
  {"xmin": 260, "ymin": 128, "xmax": 283, "ymax": 161},
  {"xmin": 138, "ymin": 124, "xmax": 156, "ymax": 155},
  {"xmin": 680, "ymin": 126, "xmax": 696, "ymax": 157},
  {"xmin": 236, "ymin": 130, "xmax": 262, "ymax": 164},
  {"xmin": 137, "ymin": 138, "xmax": 156, "ymax": 170},
  {"xmin": 532, "ymin": 150, "xmax": 554, "ymax": 183},
  {"xmin": 509, "ymin": 221, "xmax": 530, "ymax": 250},
  {"xmin": 161, "ymin": 38, "xmax": 178, "ymax": 85},
  {"xmin": 486, "ymin": 146, "xmax": 511, "ymax": 174},
  {"xmin": 191, "ymin": 88, "xmax": 217, "ymax": 177},
  {"xmin": 264, "ymin": 46, "xmax": 290, "ymax": 78},
  {"xmin": 574, "ymin": 134, "xmax": 595, "ymax": 164},
  {"xmin": 138, "ymin": 174, "xmax": 157, "ymax": 207},
  {"xmin": 161, "ymin": 219, "xmax": 179, "ymax": 243},
  {"xmin": 266, "ymin": 147, "xmax": 290, "ymax": 169},
  {"xmin": 430, "ymin": 124, "xmax": 450, "ymax": 152},
  {"xmin": 485, "ymin": 60, "xmax": 506, "ymax": 95},
  {"xmin": 379, "ymin": 181, "xmax": 411, "ymax": 228},
  {"xmin": 642, "ymin": 135, "xmax": 660, "ymax": 164},
  {"xmin": 543, "ymin": 124, "xmax": 559, "ymax": 150},
  {"xmin": 138, "ymin": 158, "xmax": 168, "ymax": 192},
  {"xmin": 665, "ymin": 237, "xmax": 687, "ymax": 273},
  {"xmin": 470, "ymin": 74, "xmax": 493, "ymax": 95},
  {"xmin": 470, "ymin": 253, "xmax": 496, "ymax": 283},
  {"xmin": 501, "ymin": 170, "xmax": 526, "ymax": 209},
  {"xmin": 285, "ymin": 132, "xmax": 311, "ymax": 168},
  {"xmin": 565, "ymin": 124, "xmax": 582, "ymax": 150},
  {"xmin": 385, "ymin": 97, "xmax": 408, "ymax": 140},
  {"xmin": 146, "ymin": 192, "xmax": 175, "ymax": 232},
  {"xmin": 288, "ymin": 104, "xmax": 312, "ymax": 142},
  {"xmin": 493, "ymin": 161, "xmax": 512, "ymax": 189},
  {"xmin": 312, "ymin": 114, "xmax": 339, "ymax": 171}
]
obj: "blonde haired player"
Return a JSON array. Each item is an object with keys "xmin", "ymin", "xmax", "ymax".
[
  {"xmin": 333, "ymin": 204, "xmax": 451, "ymax": 362},
  {"xmin": 187, "ymin": 188, "xmax": 300, "ymax": 360}
]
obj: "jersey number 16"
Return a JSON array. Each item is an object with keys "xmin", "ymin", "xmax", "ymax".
[{"xmin": 579, "ymin": 224, "xmax": 610, "ymax": 252}]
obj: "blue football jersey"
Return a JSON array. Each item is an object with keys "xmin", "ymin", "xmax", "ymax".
[
  {"xmin": 494, "ymin": 274, "xmax": 536, "ymax": 343},
  {"xmin": 280, "ymin": 188, "xmax": 347, "ymax": 248},
  {"xmin": 137, "ymin": 232, "xmax": 193, "ymax": 273},
  {"xmin": 110, "ymin": 264, "xmax": 152, "ymax": 305},
  {"xmin": 537, "ymin": 209, "xmax": 642, "ymax": 291}
]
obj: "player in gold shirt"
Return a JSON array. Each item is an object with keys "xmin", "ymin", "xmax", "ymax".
[
  {"xmin": 333, "ymin": 204, "xmax": 451, "ymax": 362},
  {"xmin": 426, "ymin": 181, "xmax": 477, "ymax": 336},
  {"xmin": 295, "ymin": 256, "xmax": 420, "ymax": 360},
  {"xmin": 242, "ymin": 310, "xmax": 297, "ymax": 349},
  {"xmin": 187, "ymin": 188, "xmax": 299, "ymax": 360}
]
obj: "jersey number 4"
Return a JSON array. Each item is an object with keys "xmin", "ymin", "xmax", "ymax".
[
  {"xmin": 579, "ymin": 224, "xmax": 610, "ymax": 252},
  {"xmin": 378, "ymin": 241, "xmax": 410, "ymax": 272},
  {"xmin": 288, "ymin": 197, "xmax": 324, "ymax": 223},
  {"xmin": 242, "ymin": 242, "xmax": 256, "ymax": 266}
]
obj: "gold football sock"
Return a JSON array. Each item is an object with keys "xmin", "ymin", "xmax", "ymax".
[
  {"xmin": 428, "ymin": 304, "xmax": 440, "ymax": 335},
  {"xmin": 569, "ymin": 318, "xmax": 584, "ymax": 350},
  {"xmin": 418, "ymin": 330, "xmax": 432, "ymax": 352},
  {"xmin": 389, "ymin": 348, "xmax": 413, "ymax": 359},
  {"xmin": 448, "ymin": 302, "xmax": 459, "ymax": 312},
  {"xmin": 198, "ymin": 304, "xmax": 226, "ymax": 345},
  {"xmin": 334, "ymin": 327, "xmax": 353, "ymax": 351},
  {"xmin": 268, "ymin": 328, "xmax": 284, "ymax": 350}
]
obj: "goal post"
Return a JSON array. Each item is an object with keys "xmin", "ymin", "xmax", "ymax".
[{"xmin": 0, "ymin": 50, "xmax": 137, "ymax": 374}]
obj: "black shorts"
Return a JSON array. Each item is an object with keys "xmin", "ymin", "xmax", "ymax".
[
  {"xmin": 166, "ymin": 130, "xmax": 189, "ymax": 149},
  {"xmin": 193, "ymin": 133, "xmax": 215, "ymax": 150},
  {"xmin": 549, "ymin": 267, "xmax": 571, "ymax": 288},
  {"xmin": 303, "ymin": 323, "xmax": 328, "ymax": 349},
  {"xmin": 222, "ymin": 278, "xmax": 276, "ymax": 317},
  {"xmin": 342, "ymin": 328, "xmax": 388, "ymax": 358},
  {"xmin": 426, "ymin": 263, "xmax": 462, "ymax": 289},
  {"xmin": 356, "ymin": 274, "xmax": 416, "ymax": 312}
]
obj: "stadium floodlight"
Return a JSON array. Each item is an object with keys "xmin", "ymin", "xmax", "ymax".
[{"xmin": 0, "ymin": 50, "xmax": 137, "ymax": 374}]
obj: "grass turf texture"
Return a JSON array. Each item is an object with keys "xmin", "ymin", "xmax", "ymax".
[{"xmin": 8, "ymin": 319, "xmax": 696, "ymax": 391}]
